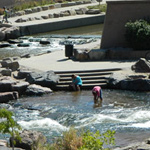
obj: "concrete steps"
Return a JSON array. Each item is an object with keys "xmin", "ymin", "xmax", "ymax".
[{"xmin": 55, "ymin": 68, "xmax": 122, "ymax": 90}]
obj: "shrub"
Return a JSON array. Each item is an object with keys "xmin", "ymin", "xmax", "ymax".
[
  {"xmin": 49, "ymin": 128, "xmax": 115, "ymax": 150},
  {"xmin": 0, "ymin": 108, "xmax": 22, "ymax": 150},
  {"xmin": 88, "ymin": 4, "xmax": 107, "ymax": 13},
  {"xmin": 125, "ymin": 19, "xmax": 150, "ymax": 50}
]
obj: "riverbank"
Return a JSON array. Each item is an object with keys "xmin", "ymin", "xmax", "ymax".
[{"xmin": 7, "ymin": 1, "xmax": 105, "ymax": 35}]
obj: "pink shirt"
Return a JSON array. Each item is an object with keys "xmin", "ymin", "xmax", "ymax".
[{"xmin": 92, "ymin": 86, "xmax": 101, "ymax": 97}]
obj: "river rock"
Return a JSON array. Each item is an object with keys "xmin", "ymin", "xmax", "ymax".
[
  {"xmin": 24, "ymin": 9, "xmax": 33, "ymax": 14},
  {"xmin": 7, "ymin": 39, "xmax": 23, "ymax": 44},
  {"xmin": 54, "ymin": 13, "xmax": 60, "ymax": 18},
  {"xmin": 17, "ymin": 43, "xmax": 30, "ymax": 47},
  {"xmin": 68, "ymin": 9, "xmax": 76, "ymax": 15},
  {"xmin": 12, "ymin": 81, "xmax": 29, "ymax": 95},
  {"xmin": 132, "ymin": 58, "xmax": 150, "ymax": 72},
  {"xmin": 0, "ymin": 68, "xmax": 12, "ymax": 76},
  {"xmin": 41, "ymin": 15, "xmax": 49, "ymax": 19},
  {"xmin": 0, "ymin": 91, "xmax": 19, "ymax": 103},
  {"xmin": 10, "ymin": 129, "xmax": 46, "ymax": 150},
  {"xmin": 0, "ymin": 43, "xmax": 11, "ymax": 48},
  {"xmin": 25, "ymin": 84, "xmax": 52, "ymax": 96},
  {"xmin": 25, "ymin": 71, "xmax": 60, "ymax": 90},
  {"xmin": 85, "ymin": 9, "xmax": 101, "ymax": 14},
  {"xmin": 16, "ymin": 69, "xmax": 33, "ymax": 79},
  {"xmin": 0, "ymin": 77, "xmax": 16, "ymax": 92},
  {"xmin": 74, "ymin": 49, "xmax": 89, "ymax": 61},
  {"xmin": 1, "ymin": 59, "xmax": 19, "ymax": 71},
  {"xmin": 88, "ymin": 49, "xmax": 106, "ymax": 60},
  {"xmin": 40, "ymin": 38, "xmax": 50, "ymax": 44},
  {"xmin": 107, "ymin": 71, "xmax": 150, "ymax": 91},
  {"xmin": 42, "ymin": 6, "xmax": 49, "ymax": 11}
]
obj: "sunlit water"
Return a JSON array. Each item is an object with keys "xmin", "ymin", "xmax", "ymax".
[
  {"xmin": 1, "ymin": 24, "xmax": 150, "ymax": 148},
  {"xmin": 1, "ymin": 90, "xmax": 150, "ymax": 148}
]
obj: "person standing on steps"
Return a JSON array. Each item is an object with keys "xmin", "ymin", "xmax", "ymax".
[
  {"xmin": 92, "ymin": 86, "xmax": 103, "ymax": 106},
  {"xmin": 69, "ymin": 74, "xmax": 82, "ymax": 91}
]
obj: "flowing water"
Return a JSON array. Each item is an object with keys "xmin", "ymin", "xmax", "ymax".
[{"xmin": 1, "ymin": 24, "xmax": 150, "ymax": 148}]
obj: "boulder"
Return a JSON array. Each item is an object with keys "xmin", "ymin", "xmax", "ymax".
[
  {"xmin": 0, "ymin": 91, "xmax": 19, "ymax": 103},
  {"xmin": 28, "ymin": 17, "xmax": 35, "ymax": 21},
  {"xmin": 1, "ymin": 59, "xmax": 19, "ymax": 71},
  {"xmin": 54, "ymin": 13, "xmax": 60, "ymax": 18},
  {"xmin": 14, "ymin": 69, "xmax": 33, "ymax": 79},
  {"xmin": 40, "ymin": 38, "xmax": 50, "ymax": 44},
  {"xmin": 74, "ymin": 49, "xmax": 89, "ymax": 61},
  {"xmin": 0, "ymin": 77, "xmax": 16, "ymax": 92},
  {"xmin": 0, "ymin": 68, "xmax": 12, "ymax": 76},
  {"xmin": 16, "ymin": 11, "xmax": 25, "ymax": 16},
  {"xmin": 88, "ymin": 49, "xmax": 106, "ymax": 60},
  {"xmin": 25, "ymin": 71, "xmax": 60, "ymax": 90},
  {"xmin": 85, "ymin": 9, "xmax": 101, "ymax": 14},
  {"xmin": 0, "ymin": 43, "xmax": 11, "ymax": 48},
  {"xmin": 12, "ymin": 81, "xmax": 29, "ymax": 95},
  {"xmin": 20, "ymin": 53, "xmax": 31, "ymax": 58},
  {"xmin": 0, "ymin": 31, "xmax": 5, "ymax": 41},
  {"xmin": 132, "ymin": 58, "xmax": 150, "ymax": 72},
  {"xmin": 24, "ymin": 9, "xmax": 33, "ymax": 14},
  {"xmin": 48, "ymin": 14, "xmax": 54, "ymax": 18},
  {"xmin": 42, "ymin": 6, "xmax": 49, "ymax": 11},
  {"xmin": 49, "ymin": 4, "xmax": 55, "ymax": 9},
  {"xmin": 7, "ymin": 39, "xmax": 23, "ymax": 44},
  {"xmin": 68, "ymin": 9, "xmax": 76, "ymax": 15},
  {"xmin": 41, "ymin": 15, "xmax": 49, "ymax": 19},
  {"xmin": 25, "ymin": 84, "xmax": 52, "ymax": 96},
  {"xmin": 10, "ymin": 129, "xmax": 46, "ymax": 150},
  {"xmin": 107, "ymin": 71, "xmax": 150, "ymax": 91},
  {"xmin": 17, "ymin": 43, "xmax": 30, "ymax": 47},
  {"xmin": 36, "ymin": 7, "xmax": 42, "ymax": 12}
]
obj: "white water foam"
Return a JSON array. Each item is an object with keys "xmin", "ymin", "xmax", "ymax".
[{"xmin": 18, "ymin": 118, "xmax": 68, "ymax": 131}]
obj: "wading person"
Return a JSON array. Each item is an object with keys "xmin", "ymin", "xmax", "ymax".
[
  {"xmin": 92, "ymin": 86, "xmax": 103, "ymax": 106},
  {"xmin": 69, "ymin": 74, "xmax": 82, "ymax": 91}
]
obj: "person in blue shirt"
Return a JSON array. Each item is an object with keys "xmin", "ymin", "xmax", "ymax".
[{"xmin": 69, "ymin": 74, "xmax": 82, "ymax": 91}]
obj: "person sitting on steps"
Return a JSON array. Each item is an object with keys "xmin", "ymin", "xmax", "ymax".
[{"xmin": 69, "ymin": 74, "xmax": 82, "ymax": 91}]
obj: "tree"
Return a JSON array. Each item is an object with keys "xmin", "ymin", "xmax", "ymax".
[{"xmin": 0, "ymin": 108, "xmax": 22, "ymax": 150}]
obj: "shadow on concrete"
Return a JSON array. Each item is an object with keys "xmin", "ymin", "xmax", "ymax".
[{"xmin": 57, "ymin": 58, "xmax": 70, "ymax": 62}]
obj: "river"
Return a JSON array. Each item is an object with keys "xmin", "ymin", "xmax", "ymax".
[{"xmin": 1, "ymin": 24, "xmax": 150, "ymax": 148}]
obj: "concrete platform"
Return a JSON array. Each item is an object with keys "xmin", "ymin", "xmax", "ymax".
[{"xmin": 18, "ymin": 40, "xmax": 136, "ymax": 72}]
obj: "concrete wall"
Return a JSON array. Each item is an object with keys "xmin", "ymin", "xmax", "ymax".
[
  {"xmin": 101, "ymin": 0, "xmax": 150, "ymax": 49},
  {"xmin": 20, "ymin": 14, "xmax": 105, "ymax": 35}
]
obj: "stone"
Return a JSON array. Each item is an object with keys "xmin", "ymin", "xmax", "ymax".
[
  {"xmin": 25, "ymin": 71, "xmax": 60, "ymax": 90},
  {"xmin": 20, "ymin": 53, "xmax": 31, "ymax": 58},
  {"xmin": 32, "ymin": 7, "xmax": 39, "ymax": 13},
  {"xmin": 54, "ymin": 3, "xmax": 61, "ymax": 8},
  {"xmin": 68, "ymin": 9, "xmax": 76, "ymax": 15},
  {"xmin": 16, "ymin": 11, "xmax": 25, "ymax": 16},
  {"xmin": 48, "ymin": 14, "xmax": 54, "ymax": 18},
  {"xmin": 88, "ymin": 49, "xmax": 106, "ymax": 60},
  {"xmin": 7, "ymin": 39, "xmax": 23, "ymax": 44},
  {"xmin": 0, "ymin": 77, "xmax": 16, "ymax": 92},
  {"xmin": 75, "ymin": 9, "xmax": 83, "ymax": 15},
  {"xmin": 25, "ymin": 84, "xmax": 52, "ymax": 96},
  {"xmin": 74, "ymin": 49, "xmax": 89, "ymax": 61},
  {"xmin": 86, "ymin": 9, "xmax": 101, "ymax": 14},
  {"xmin": 10, "ymin": 129, "xmax": 46, "ymax": 150},
  {"xmin": 1, "ymin": 59, "xmax": 19, "ymax": 71},
  {"xmin": 0, "ymin": 31, "xmax": 5, "ymax": 41},
  {"xmin": 41, "ymin": 15, "xmax": 49, "ymax": 19},
  {"xmin": 42, "ymin": 6, "xmax": 49, "ymax": 11},
  {"xmin": 0, "ymin": 91, "xmax": 19, "ymax": 103},
  {"xmin": 132, "ymin": 58, "xmax": 150, "ymax": 72},
  {"xmin": 24, "ymin": 9, "xmax": 33, "ymax": 14},
  {"xmin": 49, "ymin": 4, "xmax": 55, "ymax": 9},
  {"xmin": 28, "ymin": 17, "xmax": 35, "ymax": 21},
  {"xmin": 12, "ymin": 81, "xmax": 29, "ymax": 95},
  {"xmin": 40, "ymin": 38, "xmax": 50, "ymax": 44},
  {"xmin": 0, "ymin": 68, "xmax": 12, "ymax": 76},
  {"xmin": 54, "ymin": 13, "xmax": 60, "ymax": 18},
  {"xmin": 17, "ymin": 43, "xmax": 30, "ymax": 47},
  {"xmin": 15, "ymin": 69, "xmax": 33, "ymax": 79},
  {"xmin": 36, "ymin": 7, "xmax": 42, "ymax": 12},
  {"xmin": 0, "ymin": 43, "xmax": 11, "ymax": 48}
]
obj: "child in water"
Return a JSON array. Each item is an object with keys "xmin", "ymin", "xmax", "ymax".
[{"xmin": 92, "ymin": 86, "xmax": 103, "ymax": 106}]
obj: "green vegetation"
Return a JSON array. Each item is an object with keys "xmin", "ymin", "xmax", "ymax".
[
  {"xmin": 125, "ymin": 19, "xmax": 150, "ymax": 50},
  {"xmin": 0, "ymin": 108, "xmax": 22, "ymax": 150},
  {"xmin": 48, "ymin": 128, "xmax": 115, "ymax": 150},
  {"xmin": 87, "ymin": 4, "xmax": 107, "ymax": 13},
  {"xmin": 14, "ymin": 0, "xmax": 54, "ymax": 11}
]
